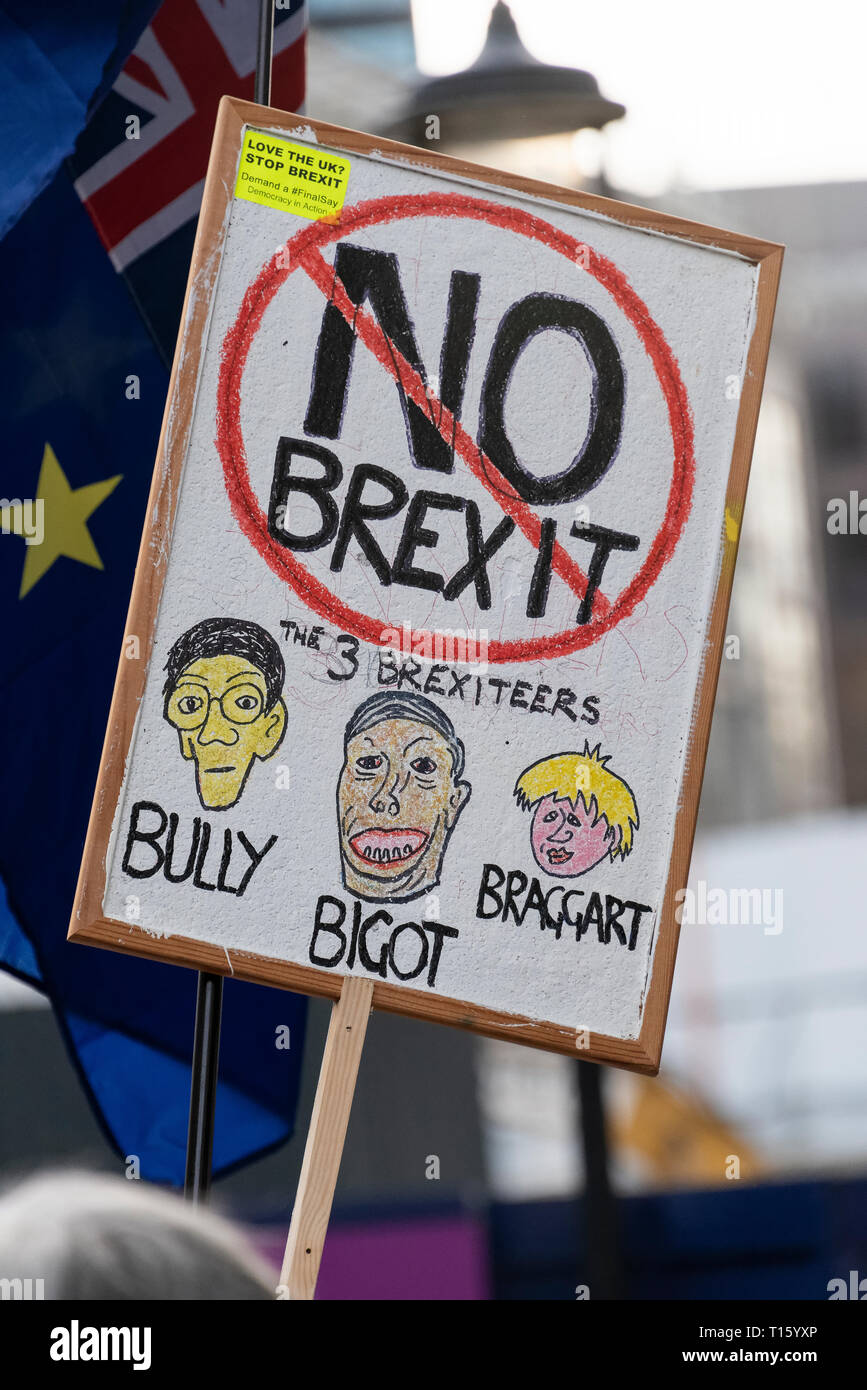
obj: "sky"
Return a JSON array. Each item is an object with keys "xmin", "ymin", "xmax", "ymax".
[{"xmin": 411, "ymin": 0, "xmax": 867, "ymax": 195}]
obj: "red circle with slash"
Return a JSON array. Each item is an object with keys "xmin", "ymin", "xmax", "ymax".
[{"xmin": 216, "ymin": 191, "xmax": 695, "ymax": 664}]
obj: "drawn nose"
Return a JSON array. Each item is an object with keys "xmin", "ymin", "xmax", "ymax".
[
  {"xmin": 369, "ymin": 771, "xmax": 400, "ymax": 817},
  {"xmin": 198, "ymin": 700, "xmax": 238, "ymax": 746}
]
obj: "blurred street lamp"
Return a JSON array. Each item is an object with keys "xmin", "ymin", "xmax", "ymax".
[{"xmin": 387, "ymin": 0, "xmax": 624, "ymax": 167}]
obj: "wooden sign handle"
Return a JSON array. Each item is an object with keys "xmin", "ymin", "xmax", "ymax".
[{"xmin": 278, "ymin": 976, "xmax": 374, "ymax": 1300}]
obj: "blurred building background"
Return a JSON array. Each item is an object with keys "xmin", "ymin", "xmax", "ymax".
[{"xmin": 1, "ymin": 0, "xmax": 865, "ymax": 1298}]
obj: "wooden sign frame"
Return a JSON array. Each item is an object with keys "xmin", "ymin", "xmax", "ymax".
[{"xmin": 69, "ymin": 96, "xmax": 783, "ymax": 1074}]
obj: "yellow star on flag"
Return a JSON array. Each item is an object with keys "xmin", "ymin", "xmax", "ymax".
[{"xmin": 10, "ymin": 444, "xmax": 122, "ymax": 598}]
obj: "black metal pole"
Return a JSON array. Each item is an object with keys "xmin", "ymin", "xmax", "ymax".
[
  {"xmin": 255, "ymin": 0, "xmax": 275, "ymax": 106},
  {"xmin": 576, "ymin": 1060, "xmax": 624, "ymax": 1298},
  {"xmin": 183, "ymin": 2, "xmax": 275, "ymax": 1204},
  {"xmin": 185, "ymin": 971, "xmax": 224, "ymax": 1202}
]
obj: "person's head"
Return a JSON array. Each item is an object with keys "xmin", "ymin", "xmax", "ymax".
[
  {"xmin": 338, "ymin": 691, "xmax": 471, "ymax": 901},
  {"xmin": 0, "ymin": 1170, "xmax": 275, "ymax": 1301},
  {"xmin": 163, "ymin": 617, "xmax": 286, "ymax": 810},
  {"xmin": 514, "ymin": 745, "xmax": 638, "ymax": 878}
]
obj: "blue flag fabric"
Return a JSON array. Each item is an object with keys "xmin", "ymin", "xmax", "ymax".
[
  {"xmin": 0, "ymin": 878, "xmax": 40, "ymax": 986},
  {"xmin": 0, "ymin": 0, "xmax": 162, "ymax": 240},
  {"xmin": 0, "ymin": 38, "xmax": 308, "ymax": 1181}
]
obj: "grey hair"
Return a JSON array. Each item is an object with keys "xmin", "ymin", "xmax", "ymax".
[
  {"xmin": 0, "ymin": 1170, "xmax": 275, "ymax": 1301},
  {"xmin": 344, "ymin": 691, "xmax": 466, "ymax": 779}
]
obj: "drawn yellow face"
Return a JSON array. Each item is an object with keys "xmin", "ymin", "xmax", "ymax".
[{"xmin": 164, "ymin": 654, "xmax": 286, "ymax": 809}]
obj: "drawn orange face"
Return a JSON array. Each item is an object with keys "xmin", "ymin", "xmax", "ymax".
[
  {"xmin": 165, "ymin": 654, "xmax": 286, "ymax": 809},
  {"xmin": 338, "ymin": 717, "xmax": 470, "ymax": 901}
]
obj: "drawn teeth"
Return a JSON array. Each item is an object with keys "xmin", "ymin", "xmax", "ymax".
[{"xmin": 359, "ymin": 840, "xmax": 419, "ymax": 863}]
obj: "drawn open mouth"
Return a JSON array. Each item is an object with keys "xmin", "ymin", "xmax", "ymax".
[
  {"xmin": 546, "ymin": 846, "xmax": 572, "ymax": 865},
  {"xmin": 349, "ymin": 828, "xmax": 428, "ymax": 867}
]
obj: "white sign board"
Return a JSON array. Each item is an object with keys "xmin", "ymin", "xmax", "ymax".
[{"xmin": 71, "ymin": 100, "xmax": 782, "ymax": 1070}]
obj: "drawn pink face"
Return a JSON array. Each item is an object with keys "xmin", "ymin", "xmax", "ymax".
[{"xmin": 530, "ymin": 793, "xmax": 619, "ymax": 878}]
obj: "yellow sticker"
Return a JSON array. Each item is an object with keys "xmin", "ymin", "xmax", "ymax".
[{"xmin": 234, "ymin": 129, "xmax": 351, "ymax": 221}]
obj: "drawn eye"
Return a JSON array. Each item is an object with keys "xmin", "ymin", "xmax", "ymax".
[
  {"xmin": 357, "ymin": 755, "xmax": 382, "ymax": 771},
  {"xmin": 178, "ymin": 696, "xmax": 202, "ymax": 714},
  {"xmin": 567, "ymin": 813, "xmax": 581, "ymax": 826},
  {"xmin": 543, "ymin": 811, "xmax": 558, "ymax": 823},
  {"xmin": 411, "ymin": 756, "xmax": 436, "ymax": 775},
  {"xmin": 224, "ymin": 686, "xmax": 264, "ymax": 723}
]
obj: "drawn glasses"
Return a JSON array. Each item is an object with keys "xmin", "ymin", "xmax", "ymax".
[{"xmin": 165, "ymin": 683, "xmax": 264, "ymax": 730}]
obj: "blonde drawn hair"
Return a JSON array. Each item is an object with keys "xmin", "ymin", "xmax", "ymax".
[{"xmin": 514, "ymin": 744, "xmax": 639, "ymax": 859}]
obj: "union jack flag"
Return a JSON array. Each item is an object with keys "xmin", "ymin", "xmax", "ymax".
[{"xmin": 69, "ymin": 0, "xmax": 307, "ymax": 359}]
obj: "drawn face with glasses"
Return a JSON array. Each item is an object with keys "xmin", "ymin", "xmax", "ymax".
[{"xmin": 164, "ymin": 651, "xmax": 286, "ymax": 810}]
